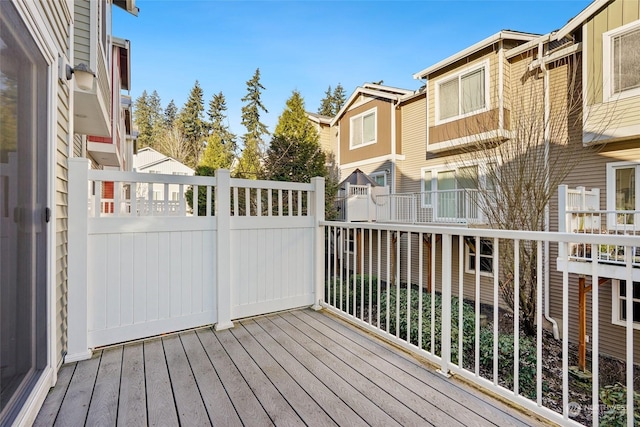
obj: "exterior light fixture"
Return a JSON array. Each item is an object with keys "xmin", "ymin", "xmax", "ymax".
[{"xmin": 65, "ymin": 63, "xmax": 96, "ymax": 91}]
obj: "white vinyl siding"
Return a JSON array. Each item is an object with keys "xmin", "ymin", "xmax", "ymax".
[{"xmin": 350, "ymin": 108, "xmax": 377, "ymax": 149}]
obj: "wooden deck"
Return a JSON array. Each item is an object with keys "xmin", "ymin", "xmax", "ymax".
[{"xmin": 35, "ymin": 309, "xmax": 544, "ymax": 426}]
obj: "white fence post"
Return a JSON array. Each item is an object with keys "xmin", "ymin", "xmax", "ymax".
[
  {"xmin": 215, "ymin": 169, "xmax": 234, "ymax": 331},
  {"xmin": 558, "ymin": 185, "xmax": 567, "ymax": 260},
  {"xmin": 66, "ymin": 158, "xmax": 92, "ymax": 362},
  {"xmin": 312, "ymin": 177, "xmax": 325, "ymax": 310},
  {"xmin": 439, "ymin": 233, "xmax": 452, "ymax": 377}
]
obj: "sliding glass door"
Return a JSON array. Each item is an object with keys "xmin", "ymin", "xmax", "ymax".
[{"xmin": 1, "ymin": 2, "xmax": 49, "ymax": 424}]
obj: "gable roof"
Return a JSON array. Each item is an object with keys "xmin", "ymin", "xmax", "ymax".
[
  {"xmin": 306, "ymin": 112, "xmax": 332, "ymax": 125},
  {"xmin": 330, "ymin": 83, "xmax": 413, "ymax": 126},
  {"xmin": 338, "ymin": 168, "xmax": 379, "ymax": 188},
  {"xmin": 554, "ymin": 0, "xmax": 613, "ymax": 40},
  {"xmin": 412, "ymin": 30, "xmax": 540, "ymax": 79}
]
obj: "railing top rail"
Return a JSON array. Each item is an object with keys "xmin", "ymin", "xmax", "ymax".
[
  {"xmin": 230, "ymin": 177, "xmax": 315, "ymax": 191},
  {"xmin": 321, "ymin": 220, "xmax": 640, "ymax": 245},
  {"xmin": 566, "ymin": 209, "xmax": 640, "ymax": 214},
  {"xmin": 88, "ymin": 169, "xmax": 215, "ymax": 186}
]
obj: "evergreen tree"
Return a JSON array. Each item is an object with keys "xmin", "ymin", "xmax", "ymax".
[
  {"xmin": 207, "ymin": 91, "xmax": 236, "ymax": 150},
  {"xmin": 133, "ymin": 90, "xmax": 163, "ymax": 149},
  {"xmin": 237, "ymin": 68, "xmax": 269, "ymax": 179},
  {"xmin": 164, "ymin": 99, "xmax": 177, "ymax": 129},
  {"xmin": 177, "ymin": 80, "xmax": 206, "ymax": 167},
  {"xmin": 200, "ymin": 134, "xmax": 234, "ymax": 170},
  {"xmin": 332, "ymin": 83, "xmax": 346, "ymax": 115},
  {"xmin": 264, "ymin": 91, "xmax": 325, "ymax": 183},
  {"xmin": 317, "ymin": 85, "xmax": 334, "ymax": 117}
]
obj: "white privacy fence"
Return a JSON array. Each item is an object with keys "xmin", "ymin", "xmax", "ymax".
[
  {"xmin": 66, "ymin": 158, "xmax": 324, "ymax": 361},
  {"xmin": 375, "ymin": 189, "xmax": 488, "ymax": 225},
  {"xmin": 322, "ymin": 221, "xmax": 640, "ymax": 426},
  {"xmin": 335, "ymin": 183, "xmax": 389, "ymax": 222}
]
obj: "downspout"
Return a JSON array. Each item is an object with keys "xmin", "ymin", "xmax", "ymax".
[{"xmin": 539, "ymin": 41, "xmax": 560, "ymax": 340}]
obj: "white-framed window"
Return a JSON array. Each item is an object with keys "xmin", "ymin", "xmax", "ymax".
[
  {"xmin": 341, "ymin": 229, "xmax": 355, "ymax": 254},
  {"xmin": 370, "ymin": 171, "xmax": 387, "ymax": 187},
  {"xmin": 612, "ymin": 280, "xmax": 640, "ymax": 329},
  {"xmin": 603, "ymin": 20, "xmax": 640, "ymax": 101},
  {"xmin": 171, "ymin": 191, "xmax": 179, "ymax": 201},
  {"xmin": 435, "ymin": 60, "xmax": 490, "ymax": 125},
  {"xmin": 606, "ymin": 161, "xmax": 640, "ymax": 227},
  {"xmin": 465, "ymin": 237, "xmax": 494, "ymax": 276},
  {"xmin": 350, "ymin": 107, "xmax": 377, "ymax": 149},
  {"xmin": 420, "ymin": 165, "xmax": 479, "ymax": 217}
]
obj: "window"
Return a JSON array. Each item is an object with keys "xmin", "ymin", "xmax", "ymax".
[
  {"xmin": 421, "ymin": 165, "xmax": 482, "ymax": 219},
  {"xmin": 612, "ymin": 280, "xmax": 640, "ymax": 329},
  {"xmin": 370, "ymin": 172, "xmax": 386, "ymax": 187},
  {"xmin": 350, "ymin": 108, "xmax": 377, "ymax": 149},
  {"xmin": 465, "ymin": 237, "xmax": 493, "ymax": 275},
  {"xmin": 436, "ymin": 61, "xmax": 489, "ymax": 124},
  {"xmin": 603, "ymin": 21, "xmax": 640, "ymax": 100},
  {"xmin": 606, "ymin": 162, "xmax": 640, "ymax": 226}
]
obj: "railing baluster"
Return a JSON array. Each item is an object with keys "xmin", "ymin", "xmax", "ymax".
[
  {"xmin": 458, "ymin": 235, "xmax": 464, "ymax": 367},
  {"xmin": 514, "ymin": 239, "xmax": 520, "ymax": 396},
  {"xmin": 407, "ymin": 232, "xmax": 411, "ymax": 343},
  {"xmin": 475, "ymin": 235, "xmax": 480, "ymax": 376},
  {"xmin": 493, "ymin": 237, "xmax": 499, "ymax": 386},
  {"xmin": 418, "ymin": 232, "xmax": 423, "ymax": 350}
]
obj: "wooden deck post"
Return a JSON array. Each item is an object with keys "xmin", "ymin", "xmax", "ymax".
[{"xmin": 215, "ymin": 169, "xmax": 233, "ymax": 331}]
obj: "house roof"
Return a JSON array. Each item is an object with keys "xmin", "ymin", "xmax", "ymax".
[
  {"xmin": 133, "ymin": 147, "xmax": 165, "ymax": 168},
  {"xmin": 554, "ymin": 0, "xmax": 613, "ymax": 40},
  {"xmin": 338, "ymin": 168, "xmax": 379, "ymax": 188},
  {"xmin": 330, "ymin": 84, "xmax": 413, "ymax": 126},
  {"xmin": 137, "ymin": 157, "xmax": 194, "ymax": 174},
  {"xmin": 412, "ymin": 30, "xmax": 540, "ymax": 79},
  {"xmin": 113, "ymin": 0, "xmax": 139, "ymax": 16},
  {"xmin": 306, "ymin": 112, "xmax": 332, "ymax": 125}
]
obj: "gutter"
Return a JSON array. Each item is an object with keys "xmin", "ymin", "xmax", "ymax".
[{"xmin": 538, "ymin": 41, "xmax": 560, "ymax": 340}]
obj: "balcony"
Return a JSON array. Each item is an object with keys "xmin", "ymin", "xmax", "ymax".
[
  {"xmin": 43, "ymin": 162, "xmax": 640, "ymax": 426},
  {"xmin": 558, "ymin": 185, "xmax": 640, "ymax": 281},
  {"xmin": 375, "ymin": 189, "xmax": 490, "ymax": 225}
]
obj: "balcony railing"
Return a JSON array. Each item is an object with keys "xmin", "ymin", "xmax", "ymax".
[
  {"xmin": 375, "ymin": 189, "xmax": 489, "ymax": 225},
  {"xmin": 322, "ymin": 221, "xmax": 640, "ymax": 426}
]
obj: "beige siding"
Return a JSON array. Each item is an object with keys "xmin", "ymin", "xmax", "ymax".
[
  {"xmin": 74, "ymin": 0, "xmax": 91, "ymax": 65},
  {"xmin": 339, "ymin": 98, "xmax": 393, "ymax": 165},
  {"xmin": 398, "ymin": 96, "xmax": 426, "ymax": 194}
]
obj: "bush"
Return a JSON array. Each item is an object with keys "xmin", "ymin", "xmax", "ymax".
[
  {"xmin": 599, "ymin": 383, "xmax": 640, "ymax": 426},
  {"xmin": 325, "ymin": 274, "xmax": 379, "ymax": 317}
]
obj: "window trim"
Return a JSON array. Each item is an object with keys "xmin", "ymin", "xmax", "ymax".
[
  {"xmin": 434, "ymin": 59, "xmax": 490, "ymax": 126},
  {"xmin": 606, "ymin": 161, "xmax": 640, "ymax": 229},
  {"xmin": 420, "ymin": 162, "xmax": 491, "ymax": 209},
  {"xmin": 349, "ymin": 107, "xmax": 377, "ymax": 150},
  {"xmin": 602, "ymin": 19, "xmax": 640, "ymax": 102},
  {"xmin": 611, "ymin": 280, "xmax": 640, "ymax": 330},
  {"xmin": 420, "ymin": 168, "xmax": 433, "ymax": 207},
  {"xmin": 464, "ymin": 237, "xmax": 494, "ymax": 277}
]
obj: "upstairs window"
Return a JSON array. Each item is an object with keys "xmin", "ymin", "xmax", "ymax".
[
  {"xmin": 436, "ymin": 61, "xmax": 489, "ymax": 124},
  {"xmin": 604, "ymin": 21, "xmax": 640, "ymax": 100},
  {"xmin": 350, "ymin": 108, "xmax": 377, "ymax": 149}
]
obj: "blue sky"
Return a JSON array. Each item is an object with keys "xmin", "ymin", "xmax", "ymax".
[{"xmin": 113, "ymin": 0, "xmax": 592, "ymax": 140}]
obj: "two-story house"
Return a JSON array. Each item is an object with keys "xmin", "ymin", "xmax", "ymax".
[{"xmin": 0, "ymin": 1, "xmax": 137, "ymax": 424}]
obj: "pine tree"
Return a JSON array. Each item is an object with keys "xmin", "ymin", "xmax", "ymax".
[
  {"xmin": 200, "ymin": 134, "xmax": 234, "ymax": 170},
  {"xmin": 164, "ymin": 99, "xmax": 177, "ymax": 129},
  {"xmin": 317, "ymin": 85, "xmax": 334, "ymax": 117},
  {"xmin": 133, "ymin": 90, "xmax": 163, "ymax": 149},
  {"xmin": 332, "ymin": 83, "xmax": 346, "ymax": 115},
  {"xmin": 237, "ymin": 68, "xmax": 269, "ymax": 179},
  {"xmin": 274, "ymin": 90, "xmax": 318, "ymax": 144},
  {"xmin": 207, "ymin": 91, "xmax": 236, "ymax": 150},
  {"xmin": 177, "ymin": 80, "xmax": 206, "ymax": 167}
]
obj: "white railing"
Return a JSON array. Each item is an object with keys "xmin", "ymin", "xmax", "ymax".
[
  {"xmin": 322, "ymin": 221, "xmax": 640, "ymax": 426},
  {"xmin": 67, "ymin": 159, "xmax": 325, "ymax": 361},
  {"xmin": 558, "ymin": 185, "xmax": 640, "ymax": 269},
  {"xmin": 376, "ymin": 189, "xmax": 488, "ymax": 225}
]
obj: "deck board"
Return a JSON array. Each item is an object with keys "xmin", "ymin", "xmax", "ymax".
[{"xmin": 36, "ymin": 309, "xmax": 544, "ymax": 426}]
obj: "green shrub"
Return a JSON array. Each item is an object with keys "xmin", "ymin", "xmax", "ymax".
[
  {"xmin": 599, "ymin": 383, "xmax": 640, "ymax": 426},
  {"xmin": 325, "ymin": 274, "xmax": 379, "ymax": 316}
]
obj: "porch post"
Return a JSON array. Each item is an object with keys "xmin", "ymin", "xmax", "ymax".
[
  {"xmin": 439, "ymin": 233, "xmax": 452, "ymax": 377},
  {"xmin": 312, "ymin": 177, "xmax": 325, "ymax": 310},
  {"xmin": 558, "ymin": 185, "xmax": 567, "ymax": 259},
  {"xmin": 66, "ymin": 158, "xmax": 92, "ymax": 362},
  {"xmin": 215, "ymin": 169, "xmax": 234, "ymax": 331}
]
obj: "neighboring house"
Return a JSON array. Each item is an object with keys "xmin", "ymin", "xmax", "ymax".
[
  {"xmin": 0, "ymin": 0, "xmax": 137, "ymax": 425},
  {"xmin": 546, "ymin": 0, "xmax": 640, "ymax": 362},
  {"xmin": 326, "ymin": 2, "xmax": 639, "ymax": 362},
  {"xmin": 133, "ymin": 147, "xmax": 195, "ymax": 214},
  {"xmin": 306, "ymin": 112, "xmax": 335, "ymax": 159}
]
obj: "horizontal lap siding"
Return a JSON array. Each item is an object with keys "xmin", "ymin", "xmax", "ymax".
[
  {"xmin": 550, "ymin": 143, "xmax": 640, "ymax": 361},
  {"xmin": 398, "ymin": 96, "xmax": 426, "ymax": 194},
  {"xmin": 74, "ymin": 1, "xmax": 90, "ymax": 65}
]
